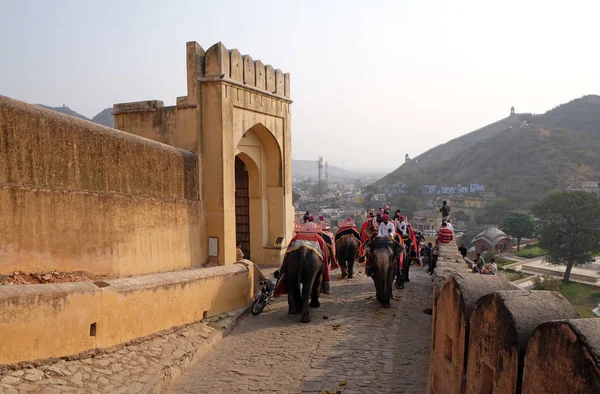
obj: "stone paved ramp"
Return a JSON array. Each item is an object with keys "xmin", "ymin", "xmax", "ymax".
[{"xmin": 168, "ymin": 268, "xmax": 432, "ymax": 394}]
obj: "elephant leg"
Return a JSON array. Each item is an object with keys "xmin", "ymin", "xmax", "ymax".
[
  {"xmin": 287, "ymin": 274, "xmax": 301, "ymax": 315},
  {"xmin": 348, "ymin": 258, "xmax": 355, "ymax": 279},
  {"xmin": 340, "ymin": 259, "xmax": 348, "ymax": 278},
  {"xmin": 309, "ymin": 267, "xmax": 322, "ymax": 309},
  {"xmin": 301, "ymin": 273, "xmax": 318, "ymax": 323}
]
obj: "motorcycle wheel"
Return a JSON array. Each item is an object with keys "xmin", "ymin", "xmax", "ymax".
[{"xmin": 251, "ymin": 297, "xmax": 267, "ymax": 316}]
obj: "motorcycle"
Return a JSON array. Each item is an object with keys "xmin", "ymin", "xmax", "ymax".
[{"xmin": 251, "ymin": 270, "xmax": 280, "ymax": 316}]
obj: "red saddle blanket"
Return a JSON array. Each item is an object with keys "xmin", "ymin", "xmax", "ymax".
[
  {"xmin": 274, "ymin": 233, "xmax": 331, "ymax": 296},
  {"xmin": 335, "ymin": 226, "xmax": 366, "ymax": 264},
  {"xmin": 320, "ymin": 230, "xmax": 339, "ymax": 270}
]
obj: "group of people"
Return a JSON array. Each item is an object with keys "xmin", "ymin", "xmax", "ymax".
[
  {"xmin": 458, "ymin": 243, "xmax": 498, "ymax": 275},
  {"xmin": 296, "ymin": 199, "xmax": 502, "ymax": 288}
]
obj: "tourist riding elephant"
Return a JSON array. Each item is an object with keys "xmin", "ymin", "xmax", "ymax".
[
  {"xmin": 336, "ymin": 235, "xmax": 360, "ymax": 279},
  {"xmin": 365, "ymin": 237, "xmax": 402, "ymax": 308},
  {"xmin": 283, "ymin": 245, "xmax": 324, "ymax": 323}
]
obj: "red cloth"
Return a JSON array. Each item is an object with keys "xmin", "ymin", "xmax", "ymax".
[
  {"xmin": 408, "ymin": 226, "xmax": 419, "ymax": 256},
  {"xmin": 335, "ymin": 226, "xmax": 366, "ymax": 264},
  {"xmin": 274, "ymin": 232, "xmax": 330, "ymax": 296},
  {"xmin": 360, "ymin": 220, "xmax": 371, "ymax": 244}
]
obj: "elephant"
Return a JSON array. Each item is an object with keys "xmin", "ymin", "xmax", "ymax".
[
  {"xmin": 365, "ymin": 237, "xmax": 402, "ymax": 308},
  {"xmin": 283, "ymin": 245, "xmax": 324, "ymax": 323},
  {"xmin": 336, "ymin": 235, "xmax": 360, "ymax": 279}
]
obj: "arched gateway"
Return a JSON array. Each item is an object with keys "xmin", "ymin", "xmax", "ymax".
[{"xmin": 113, "ymin": 41, "xmax": 293, "ymax": 266}]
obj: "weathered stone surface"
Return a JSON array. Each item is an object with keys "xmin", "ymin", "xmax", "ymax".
[
  {"xmin": 465, "ymin": 290, "xmax": 579, "ymax": 394},
  {"xmin": 522, "ymin": 318, "xmax": 600, "ymax": 394},
  {"xmin": 2, "ymin": 314, "xmax": 231, "ymax": 394},
  {"xmin": 69, "ymin": 372, "xmax": 83, "ymax": 386},
  {"xmin": 430, "ymin": 274, "xmax": 517, "ymax": 394},
  {"xmin": 168, "ymin": 268, "xmax": 433, "ymax": 393}
]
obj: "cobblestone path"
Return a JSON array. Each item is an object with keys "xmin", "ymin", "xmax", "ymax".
[{"xmin": 168, "ymin": 267, "xmax": 433, "ymax": 394}]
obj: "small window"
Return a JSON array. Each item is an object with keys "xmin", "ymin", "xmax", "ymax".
[{"xmin": 90, "ymin": 323, "xmax": 97, "ymax": 337}]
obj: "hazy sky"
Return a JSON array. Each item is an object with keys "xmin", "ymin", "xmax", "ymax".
[{"xmin": 1, "ymin": 0, "xmax": 599, "ymax": 172}]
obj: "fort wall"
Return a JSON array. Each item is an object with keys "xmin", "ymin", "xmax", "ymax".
[
  {"xmin": 0, "ymin": 264, "xmax": 254, "ymax": 365},
  {"xmin": 429, "ymin": 241, "xmax": 600, "ymax": 393},
  {"xmin": 0, "ymin": 96, "xmax": 202, "ymax": 276}
]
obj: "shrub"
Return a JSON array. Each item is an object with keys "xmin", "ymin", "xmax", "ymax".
[{"xmin": 532, "ymin": 275, "xmax": 562, "ymax": 291}]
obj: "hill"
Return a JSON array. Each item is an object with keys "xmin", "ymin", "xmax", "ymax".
[
  {"xmin": 36, "ymin": 105, "xmax": 114, "ymax": 128},
  {"xmin": 292, "ymin": 159, "xmax": 352, "ymax": 179},
  {"xmin": 378, "ymin": 95, "xmax": 600, "ymax": 201}
]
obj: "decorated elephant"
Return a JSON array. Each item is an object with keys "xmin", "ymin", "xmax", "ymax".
[
  {"xmin": 335, "ymin": 235, "xmax": 361, "ymax": 278},
  {"xmin": 365, "ymin": 237, "xmax": 403, "ymax": 308},
  {"xmin": 282, "ymin": 245, "xmax": 324, "ymax": 323}
]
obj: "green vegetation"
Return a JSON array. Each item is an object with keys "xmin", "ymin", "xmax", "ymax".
[
  {"xmin": 514, "ymin": 245, "xmax": 547, "ymax": 259},
  {"xmin": 494, "ymin": 258, "xmax": 516, "ymax": 268},
  {"xmin": 500, "ymin": 212, "xmax": 536, "ymax": 251},
  {"xmin": 500, "ymin": 267, "xmax": 526, "ymax": 282},
  {"xmin": 558, "ymin": 282, "xmax": 600, "ymax": 318},
  {"xmin": 532, "ymin": 191, "xmax": 600, "ymax": 282}
]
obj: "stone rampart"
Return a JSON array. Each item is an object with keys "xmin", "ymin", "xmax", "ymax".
[
  {"xmin": 429, "ymin": 240, "xmax": 600, "ymax": 393},
  {"xmin": 0, "ymin": 264, "xmax": 254, "ymax": 365},
  {"xmin": 0, "ymin": 95, "xmax": 202, "ymax": 276}
]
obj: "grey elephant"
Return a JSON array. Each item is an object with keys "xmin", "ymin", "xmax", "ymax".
[
  {"xmin": 365, "ymin": 237, "xmax": 402, "ymax": 308},
  {"xmin": 283, "ymin": 245, "xmax": 324, "ymax": 323},
  {"xmin": 335, "ymin": 235, "xmax": 361, "ymax": 279}
]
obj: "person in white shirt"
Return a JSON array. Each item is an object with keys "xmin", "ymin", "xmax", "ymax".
[
  {"xmin": 378, "ymin": 214, "xmax": 396, "ymax": 238},
  {"xmin": 396, "ymin": 215, "xmax": 408, "ymax": 236},
  {"xmin": 441, "ymin": 220, "xmax": 454, "ymax": 233}
]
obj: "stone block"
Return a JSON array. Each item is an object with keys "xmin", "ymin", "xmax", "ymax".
[
  {"xmin": 522, "ymin": 318, "xmax": 600, "ymax": 394},
  {"xmin": 229, "ymin": 49, "xmax": 243, "ymax": 82},
  {"xmin": 243, "ymin": 55, "xmax": 255, "ymax": 86},
  {"xmin": 465, "ymin": 290, "xmax": 579, "ymax": 393},
  {"xmin": 265, "ymin": 65, "xmax": 275, "ymax": 93},
  {"xmin": 205, "ymin": 42, "xmax": 230, "ymax": 77},
  {"xmin": 254, "ymin": 60, "xmax": 266, "ymax": 90},
  {"xmin": 430, "ymin": 274, "xmax": 517, "ymax": 394}
]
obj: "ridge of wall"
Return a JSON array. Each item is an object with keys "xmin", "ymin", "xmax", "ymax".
[{"xmin": 428, "ymin": 241, "xmax": 600, "ymax": 393}]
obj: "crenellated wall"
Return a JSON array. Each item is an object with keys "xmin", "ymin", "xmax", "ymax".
[
  {"xmin": 428, "ymin": 241, "xmax": 600, "ymax": 393},
  {"xmin": 114, "ymin": 41, "xmax": 293, "ymax": 267}
]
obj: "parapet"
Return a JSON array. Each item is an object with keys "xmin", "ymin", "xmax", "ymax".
[
  {"xmin": 200, "ymin": 41, "xmax": 291, "ymax": 98},
  {"xmin": 113, "ymin": 100, "xmax": 164, "ymax": 115}
]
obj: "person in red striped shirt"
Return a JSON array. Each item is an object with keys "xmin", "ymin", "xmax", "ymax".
[{"xmin": 436, "ymin": 221, "xmax": 454, "ymax": 246}]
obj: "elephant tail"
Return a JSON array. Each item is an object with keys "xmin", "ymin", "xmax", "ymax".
[{"xmin": 297, "ymin": 246, "xmax": 308, "ymax": 286}]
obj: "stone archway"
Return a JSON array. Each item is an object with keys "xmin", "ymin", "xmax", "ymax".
[
  {"xmin": 235, "ymin": 157, "xmax": 250, "ymax": 259},
  {"xmin": 235, "ymin": 123, "xmax": 285, "ymax": 266}
]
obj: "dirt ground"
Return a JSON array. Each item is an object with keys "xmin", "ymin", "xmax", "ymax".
[{"xmin": 0, "ymin": 270, "xmax": 114, "ymax": 286}]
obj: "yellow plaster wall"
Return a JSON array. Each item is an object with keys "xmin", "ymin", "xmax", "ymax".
[
  {"xmin": 0, "ymin": 283, "xmax": 100, "ymax": 365},
  {"xmin": 113, "ymin": 103, "xmax": 199, "ymax": 152},
  {"xmin": 0, "ymin": 265, "xmax": 254, "ymax": 365},
  {"xmin": 0, "ymin": 96, "xmax": 203, "ymax": 276}
]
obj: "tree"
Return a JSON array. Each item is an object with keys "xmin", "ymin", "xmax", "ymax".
[
  {"xmin": 531, "ymin": 191, "xmax": 600, "ymax": 283},
  {"xmin": 500, "ymin": 212, "xmax": 536, "ymax": 251}
]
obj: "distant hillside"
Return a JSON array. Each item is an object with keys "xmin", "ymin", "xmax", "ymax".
[
  {"xmin": 91, "ymin": 108, "xmax": 114, "ymax": 128},
  {"xmin": 36, "ymin": 104, "xmax": 114, "ymax": 128},
  {"xmin": 378, "ymin": 95, "xmax": 600, "ymax": 200},
  {"xmin": 292, "ymin": 160, "xmax": 351, "ymax": 179}
]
